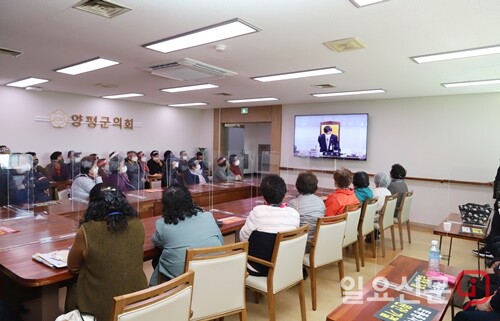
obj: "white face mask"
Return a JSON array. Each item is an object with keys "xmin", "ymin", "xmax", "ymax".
[
  {"xmin": 131, "ymin": 156, "xmax": 138, "ymax": 162},
  {"xmin": 182, "ymin": 155, "xmax": 188, "ymax": 160},
  {"xmin": 141, "ymin": 156, "xmax": 147, "ymax": 163},
  {"xmin": 120, "ymin": 165, "xmax": 128, "ymax": 173},
  {"xmin": 90, "ymin": 167, "xmax": 98, "ymax": 176},
  {"xmin": 196, "ymin": 164, "xmax": 201, "ymax": 170},
  {"xmin": 153, "ymin": 156, "xmax": 159, "ymax": 161},
  {"xmin": 234, "ymin": 160, "xmax": 240, "ymax": 166},
  {"xmin": 172, "ymin": 161, "xmax": 179, "ymax": 169}
]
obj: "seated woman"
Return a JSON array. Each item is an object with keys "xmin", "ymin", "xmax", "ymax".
[
  {"xmin": 184, "ymin": 159, "xmax": 206, "ymax": 185},
  {"xmin": 125, "ymin": 151, "xmax": 145, "ymax": 190},
  {"xmin": 71, "ymin": 156, "xmax": 103, "ymax": 201},
  {"xmin": 66, "ymin": 186, "xmax": 147, "ymax": 321},
  {"xmin": 107, "ymin": 154, "xmax": 135, "ymax": 193},
  {"xmin": 213, "ymin": 156, "xmax": 236, "ymax": 182},
  {"xmin": 239, "ymin": 174, "xmax": 300, "ymax": 276},
  {"xmin": 150, "ymin": 184, "xmax": 223, "ymax": 285},
  {"xmin": 353, "ymin": 171, "xmax": 373, "ymax": 205},
  {"xmin": 147, "ymin": 150, "xmax": 163, "ymax": 175},
  {"xmin": 372, "ymin": 172, "xmax": 392, "ymax": 212},
  {"xmin": 288, "ymin": 171, "xmax": 325, "ymax": 250},
  {"xmin": 387, "ymin": 163, "xmax": 409, "ymax": 217},
  {"xmin": 26, "ymin": 152, "xmax": 51, "ymax": 203},
  {"xmin": 229, "ymin": 154, "xmax": 243, "ymax": 180},
  {"xmin": 454, "ymin": 274, "xmax": 500, "ymax": 321},
  {"xmin": 325, "ymin": 168, "xmax": 360, "ymax": 217}
]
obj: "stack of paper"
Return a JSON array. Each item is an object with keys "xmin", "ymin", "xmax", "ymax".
[{"xmin": 32, "ymin": 249, "xmax": 69, "ymax": 268}]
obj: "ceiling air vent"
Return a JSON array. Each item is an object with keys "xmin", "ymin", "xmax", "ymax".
[
  {"xmin": 72, "ymin": 0, "xmax": 131, "ymax": 19},
  {"xmin": 323, "ymin": 37, "xmax": 366, "ymax": 53},
  {"xmin": 213, "ymin": 92, "xmax": 233, "ymax": 96},
  {"xmin": 0, "ymin": 47, "xmax": 23, "ymax": 57},
  {"xmin": 145, "ymin": 58, "xmax": 237, "ymax": 81}
]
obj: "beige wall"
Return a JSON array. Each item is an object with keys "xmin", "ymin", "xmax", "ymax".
[
  {"xmin": 0, "ymin": 86, "xmax": 206, "ymax": 165},
  {"xmin": 280, "ymin": 93, "xmax": 500, "ymax": 225}
]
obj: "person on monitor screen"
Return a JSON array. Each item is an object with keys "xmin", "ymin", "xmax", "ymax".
[{"xmin": 318, "ymin": 125, "xmax": 340, "ymax": 155}]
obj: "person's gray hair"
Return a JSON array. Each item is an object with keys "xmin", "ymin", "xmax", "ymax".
[
  {"xmin": 108, "ymin": 154, "xmax": 124, "ymax": 172},
  {"xmin": 374, "ymin": 172, "xmax": 390, "ymax": 188}
]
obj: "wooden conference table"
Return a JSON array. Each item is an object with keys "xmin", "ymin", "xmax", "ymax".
[
  {"xmin": 0, "ymin": 179, "xmax": 260, "ymax": 320},
  {"xmin": 326, "ymin": 255, "xmax": 463, "ymax": 321},
  {"xmin": 433, "ymin": 213, "xmax": 486, "ymax": 270}
]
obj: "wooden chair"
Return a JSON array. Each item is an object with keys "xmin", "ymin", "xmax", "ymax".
[
  {"xmin": 184, "ymin": 242, "xmax": 248, "ymax": 321},
  {"xmin": 395, "ymin": 191, "xmax": 413, "ymax": 249},
  {"xmin": 303, "ymin": 215, "xmax": 347, "ymax": 310},
  {"xmin": 377, "ymin": 194, "xmax": 398, "ymax": 257},
  {"xmin": 111, "ymin": 270, "xmax": 194, "ymax": 321},
  {"xmin": 246, "ymin": 225, "xmax": 308, "ymax": 321},
  {"xmin": 57, "ymin": 188, "xmax": 70, "ymax": 200},
  {"xmin": 357, "ymin": 198, "xmax": 378, "ymax": 267},
  {"xmin": 150, "ymin": 180, "xmax": 162, "ymax": 189},
  {"xmin": 342, "ymin": 204, "xmax": 362, "ymax": 272}
]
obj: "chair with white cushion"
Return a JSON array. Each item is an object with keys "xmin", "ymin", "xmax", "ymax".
[
  {"xmin": 303, "ymin": 215, "xmax": 347, "ymax": 310},
  {"xmin": 111, "ymin": 270, "xmax": 194, "ymax": 321},
  {"xmin": 57, "ymin": 188, "xmax": 70, "ymax": 200},
  {"xmin": 357, "ymin": 198, "xmax": 378, "ymax": 266},
  {"xmin": 246, "ymin": 225, "xmax": 308, "ymax": 321},
  {"xmin": 184, "ymin": 242, "xmax": 248, "ymax": 321},
  {"xmin": 342, "ymin": 204, "xmax": 362, "ymax": 272},
  {"xmin": 394, "ymin": 191, "xmax": 413, "ymax": 249},
  {"xmin": 377, "ymin": 194, "xmax": 398, "ymax": 257}
]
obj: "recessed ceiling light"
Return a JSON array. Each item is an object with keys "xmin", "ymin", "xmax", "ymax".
[
  {"xmin": 227, "ymin": 97, "xmax": 278, "ymax": 103},
  {"xmin": 442, "ymin": 79, "xmax": 500, "ymax": 88},
  {"xmin": 6, "ymin": 77, "xmax": 49, "ymax": 88},
  {"xmin": 349, "ymin": 0, "xmax": 389, "ymax": 8},
  {"xmin": 102, "ymin": 93, "xmax": 144, "ymax": 99},
  {"xmin": 253, "ymin": 67, "xmax": 342, "ymax": 82},
  {"xmin": 161, "ymin": 84, "xmax": 219, "ymax": 93},
  {"xmin": 167, "ymin": 102, "xmax": 208, "ymax": 107},
  {"xmin": 55, "ymin": 57, "xmax": 120, "ymax": 75},
  {"xmin": 143, "ymin": 18, "xmax": 259, "ymax": 54},
  {"xmin": 411, "ymin": 45, "xmax": 500, "ymax": 64},
  {"xmin": 312, "ymin": 89, "xmax": 385, "ymax": 97}
]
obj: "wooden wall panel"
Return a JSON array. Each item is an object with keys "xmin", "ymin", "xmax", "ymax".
[{"xmin": 212, "ymin": 105, "xmax": 282, "ymax": 174}]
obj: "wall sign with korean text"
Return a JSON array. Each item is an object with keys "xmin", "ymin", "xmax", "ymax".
[{"xmin": 34, "ymin": 110, "xmax": 142, "ymax": 129}]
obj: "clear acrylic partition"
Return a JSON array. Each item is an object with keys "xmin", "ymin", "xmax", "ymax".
[
  {"xmin": 279, "ymin": 151, "xmax": 495, "ymax": 229},
  {"xmin": 0, "ymin": 151, "xmax": 107, "ymax": 253}
]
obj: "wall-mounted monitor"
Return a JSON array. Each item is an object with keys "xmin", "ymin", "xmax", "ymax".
[{"xmin": 294, "ymin": 113, "xmax": 368, "ymax": 161}]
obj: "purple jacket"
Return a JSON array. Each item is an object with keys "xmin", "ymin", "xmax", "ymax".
[{"xmin": 107, "ymin": 172, "xmax": 135, "ymax": 193}]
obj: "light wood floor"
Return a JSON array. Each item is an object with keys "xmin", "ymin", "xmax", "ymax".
[
  {"xmin": 22, "ymin": 225, "xmax": 477, "ymax": 321},
  {"xmin": 218, "ymin": 225, "xmax": 476, "ymax": 321}
]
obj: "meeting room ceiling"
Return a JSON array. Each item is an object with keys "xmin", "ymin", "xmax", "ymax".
[{"xmin": 1, "ymin": 0, "xmax": 500, "ymax": 109}]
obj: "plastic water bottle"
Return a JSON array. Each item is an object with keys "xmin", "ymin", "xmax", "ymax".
[{"xmin": 428, "ymin": 240, "xmax": 440, "ymax": 272}]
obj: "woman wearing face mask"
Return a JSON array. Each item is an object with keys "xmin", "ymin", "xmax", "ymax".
[
  {"xmin": 9, "ymin": 153, "xmax": 35, "ymax": 205},
  {"xmin": 45, "ymin": 151, "xmax": 70, "ymax": 181},
  {"xmin": 136, "ymin": 151, "xmax": 150, "ymax": 188},
  {"xmin": 26, "ymin": 152, "xmax": 51, "ymax": 203},
  {"xmin": 71, "ymin": 156, "xmax": 103, "ymax": 202},
  {"xmin": 107, "ymin": 154, "xmax": 135, "ymax": 193},
  {"xmin": 228, "ymin": 154, "xmax": 242, "ymax": 180},
  {"xmin": 213, "ymin": 156, "xmax": 236, "ymax": 182},
  {"xmin": 125, "ymin": 151, "xmax": 145, "ymax": 190},
  {"xmin": 184, "ymin": 160, "xmax": 206, "ymax": 185},
  {"xmin": 147, "ymin": 150, "xmax": 163, "ymax": 175},
  {"xmin": 178, "ymin": 150, "xmax": 189, "ymax": 173}
]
